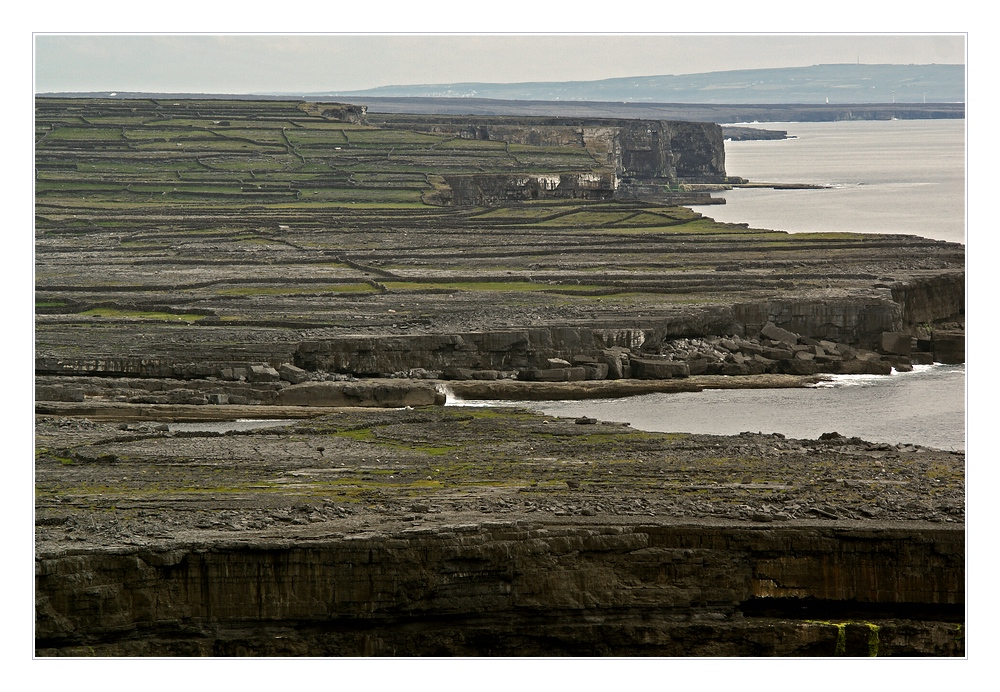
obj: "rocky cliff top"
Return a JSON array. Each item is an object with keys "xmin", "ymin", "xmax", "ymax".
[{"xmin": 35, "ymin": 405, "xmax": 963, "ymax": 557}]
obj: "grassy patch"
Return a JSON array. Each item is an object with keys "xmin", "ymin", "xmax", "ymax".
[{"xmin": 80, "ymin": 308, "xmax": 206, "ymax": 322}]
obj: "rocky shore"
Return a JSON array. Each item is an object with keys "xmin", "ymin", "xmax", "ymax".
[
  {"xmin": 34, "ymin": 97, "xmax": 965, "ymax": 656},
  {"xmin": 35, "ymin": 405, "xmax": 963, "ymax": 656}
]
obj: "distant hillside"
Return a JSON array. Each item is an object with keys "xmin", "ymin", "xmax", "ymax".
[{"xmin": 317, "ymin": 64, "xmax": 964, "ymax": 105}]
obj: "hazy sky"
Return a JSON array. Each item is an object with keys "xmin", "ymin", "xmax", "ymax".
[{"xmin": 34, "ymin": 34, "xmax": 966, "ymax": 94}]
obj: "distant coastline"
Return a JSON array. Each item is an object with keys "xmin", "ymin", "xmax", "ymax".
[{"xmin": 34, "ymin": 92, "xmax": 964, "ymax": 125}]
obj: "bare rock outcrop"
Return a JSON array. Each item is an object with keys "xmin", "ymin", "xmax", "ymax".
[{"xmin": 35, "ymin": 522, "xmax": 964, "ymax": 657}]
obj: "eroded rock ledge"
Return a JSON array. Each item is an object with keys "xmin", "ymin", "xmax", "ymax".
[
  {"xmin": 35, "ymin": 521, "xmax": 963, "ymax": 657},
  {"xmin": 35, "ymin": 406, "xmax": 964, "ymax": 656}
]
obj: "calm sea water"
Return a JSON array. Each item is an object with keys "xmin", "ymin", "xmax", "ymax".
[
  {"xmin": 691, "ymin": 119, "xmax": 966, "ymax": 244},
  {"xmin": 450, "ymin": 364, "xmax": 965, "ymax": 452}
]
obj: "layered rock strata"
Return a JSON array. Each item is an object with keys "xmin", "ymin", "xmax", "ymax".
[
  {"xmin": 35, "ymin": 405, "xmax": 965, "ymax": 657},
  {"xmin": 35, "ymin": 522, "xmax": 963, "ymax": 657}
]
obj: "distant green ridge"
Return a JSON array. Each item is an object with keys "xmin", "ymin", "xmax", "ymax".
[{"xmin": 319, "ymin": 63, "xmax": 964, "ymax": 105}]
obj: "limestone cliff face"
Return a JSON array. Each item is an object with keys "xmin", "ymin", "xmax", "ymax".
[
  {"xmin": 295, "ymin": 328, "xmax": 643, "ymax": 375},
  {"xmin": 417, "ymin": 117, "xmax": 728, "ymax": 205},
  {"xmin": 890, "ymin": 274, "xmax": 965, "ymax": 329},
  {"xmin": 35, "ymin": 523, "xmax": 964, "ymax": 656},
  {"xmin": 734, "ymin": 296, "xmax": 905, "ymax": 350},
  {"xmin": 33, "ymin": 296, "xmax": 917, "ymax": 380},
  {"xmin": 294, "ymin": 298, "xmax": 908, "ymax": 376},
  {"xmin": 614, "ymin": 121, "xmax": 727, "ymax": 183}
]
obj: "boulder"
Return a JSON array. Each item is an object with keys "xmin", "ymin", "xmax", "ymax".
[
  {"xmin": 880, "ymin": 332, "xmax": 913, "ymax": 356},
  {"xmin": 582, "ymin": 363, "xmax": 609, "ymax": 380},
  {"xmin": 442, "ymin": 366, "xmax": 476, "ymax": 380},
  {"xmin": 686, "ymin": 357, "xmax": 709, "ymax": 375},
  {"xmin": 932, "ymin": 331, "xmax": 965, "ymax": 364},
  {"xmin": 718, "ymin": 362, "xmax": 751, "ymax": 376},
  {"xmin": 782, "ymin": 360, "xmax": 819, "ymax": 375},
  {"xmin": 600, "ymin": 349, "xmax": 629, "ymax": 379},
  {"xmin": 471, "ymin": 370, "xmax": 500, "ymax": 380},
  {"xmin": 279, "ymin": 363, "xmax": 310, "ymax": 384},
  {"xmin": 763, "ymin": 346, "xmax": 794, "ymax": 360},
  {"xmin": 760, "ymin": 322, "xmax": 800, "ymax": 347},
  {"xmin": 249, "ymin": 364, "xmax": 281, "ymax": 383},
  {"xmin": 629, "ymin": 358, "xmax": 690, "ymax": 379},
  {"xmin": 519, "ymin": 367, "xmax": 588, "ymax": 382},
  {"xmin": 833, "ymin": 359, "xmax": 893, "ymax": 375}
]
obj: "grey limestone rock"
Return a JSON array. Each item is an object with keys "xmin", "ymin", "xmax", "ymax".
[
  {"xmin": 249, "ymin": 365, "xmax": 281, "ymax": 383},
  {"xmin": 279, "ymin": 363, "xmax": 310, "ymax": 384},
  {"xmin": 629, "ymin": 358, "xmax": 690, "ymax": 379},
  {"xmin": 759, "ymin": 322, "xmax": 800, "ymax": 347}
]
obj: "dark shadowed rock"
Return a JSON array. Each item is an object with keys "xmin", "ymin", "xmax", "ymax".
[
  {"xmin": 880, "ymin": 332, "xmax": 913, "ymax": 356},
  {"xmin": 932, "ymin": 331, "xmax": 965, "ymax": 364}
]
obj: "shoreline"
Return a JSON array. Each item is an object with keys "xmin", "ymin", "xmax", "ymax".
[
  {"xmin": 34, "ymin": 373, "xmax": 831, "ymax": 422},
  {"xmin": 33, "ymin": 97, "xmax": 966, "ymax": 657},
  {"xmin": 441, "ymin": 373, "xmax": 828, "ymax": 402}
]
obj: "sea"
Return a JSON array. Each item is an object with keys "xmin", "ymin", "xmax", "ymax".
[
  {"xmin": 449, "ymin": 364, "xmax": 965, "ymax": 451},
  {"xmin": 454, "ymin": 119, "xmax": 969, "ymax": 450},
  {"xmin": 691, "ymin": 119, "xmax": 966, "ymax": 244}
]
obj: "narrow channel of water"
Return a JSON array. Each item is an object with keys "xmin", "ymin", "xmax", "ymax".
[
  {"xmin": 448, "ymin": 364, "xmax": 965, "ymax": 451},
  {"xmin": 165, "ymin": 419, "xmax": 298, "ymax": 434}
]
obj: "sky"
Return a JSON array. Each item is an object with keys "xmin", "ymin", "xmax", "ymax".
[{"xmin": 34, "ymin": 33, "xmax": 966, "ymax": 95}]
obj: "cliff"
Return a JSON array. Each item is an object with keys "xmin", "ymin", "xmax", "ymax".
[
  {"xmin": 35, "ymin": 97, "xmax": 965, "ymax": 386},
  {"xmin": 35, "ymin": 404, "xmax": 965, "ymax": 657},
  {"xmin": 373, "ymin": 113, "xmax": 730, "ymax": 205},
  {"xmin": 35, "ymin": 522, "xmax": 963, "ymax": 656},
  {"xmin": 34, "ymin": 98, "xmax": 966, "ymax": 657}
]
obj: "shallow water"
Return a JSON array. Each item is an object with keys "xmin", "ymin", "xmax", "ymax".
[
  {"xmin": 166, "ymin": 419, "xmax": 298, "ymax": 434},
  {"xmin": 448, "ymin": 364, "xmax": 965, "ymax": 451}
]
